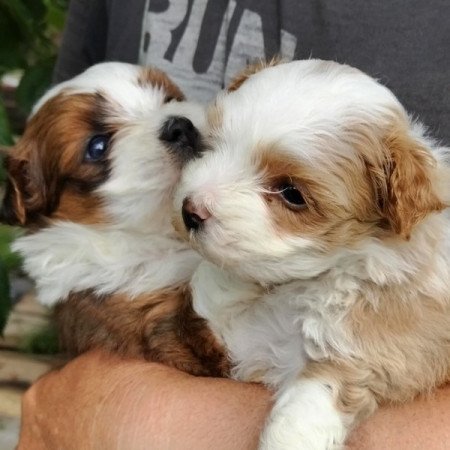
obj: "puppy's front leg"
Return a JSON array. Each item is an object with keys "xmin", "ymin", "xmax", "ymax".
[
  {"xmin": 260, "ymin": 363, "xmax": 377, "ymax": 450},
  {"xmin": 260, "ymin": 379, "xmax": 347, "ymax": 450}
]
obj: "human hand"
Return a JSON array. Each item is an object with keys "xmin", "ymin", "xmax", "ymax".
[
  {"xmin": 18, "ymin": 350, "xmax": 272, "ymax": 450},
  {"xmin": 19, "ymin": 350, "xmax": 450, "ymax": 450}
]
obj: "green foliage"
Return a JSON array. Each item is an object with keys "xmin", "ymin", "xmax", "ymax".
[
  {"xmin": 0, "ymin": 225, "xmax": 23, "ymax": 271},
  {"xmin": 15, "ymin": 57, "xmax": 55, "ymax": 113},
  {"xmin": 0, "ymin": 100, "xmax": 14, "ymax": 146},
  {"xmin": 0, "ymin": 0, "xmax": 68, "ymax": 141},
  {"xmin": 0, "ymin": 258, "xmax": 10, "ymax": 334},
  {"xmin": 0, "ymin": 0, "xmax": 67, "ymax": 338},
  {"xmin": 0, "ymin": 225, "xmax": 22, "ymax": 334},
  {"xmin": 20, "ymin": 322, "xmax": 59, "ymax": 355}
]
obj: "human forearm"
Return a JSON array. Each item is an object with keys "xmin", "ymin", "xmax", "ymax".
[
  {"xmin": 19, "ymin": 351, "xmax": 450, "ymax": 449},
  {"xmin": 18, "ymin": 351, "xmax": 271, "ymax": 450},
  {"xmin": 347, "ymin": 385, "xmax": 450, "ymax": 450}
]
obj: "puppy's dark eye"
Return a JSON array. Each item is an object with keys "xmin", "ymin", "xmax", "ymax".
[
  {"xmin": 85, "ymin": 135, "xmax": 110, "ymax": 162},
  {"xmin": 278, "ymin": 184, "xmax": 306, "ymax": 208}
]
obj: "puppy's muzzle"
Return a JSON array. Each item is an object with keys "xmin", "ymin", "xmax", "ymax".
[
  {"xmin": 160, "ymin": 116, "xmax": 202, "ymax": 164},
  {"xmin": 182, "ymin": 197, "xmax": 211, "ymax": 231}
]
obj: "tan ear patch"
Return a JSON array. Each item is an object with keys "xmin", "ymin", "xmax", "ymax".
[
  {"xmin": 0, "ymin": 154, "xmax": 34, "ymax": 226},
  {"xmin": 382, "ymin": 130, "xmax": 444, "ymax": 238},
  {"xmin": 8, "ymin": 174, "xmax": 26, "ymax": 224},
  {"xmin": 138, "ymin": 67, "xmax": 185, "ymax": 102},
  {"xmin": 0, "ymin": 168, "xmax": 27, "ymax": 225},
  {"xmin": 227, "ymin": 57, "xmax": 283, "ymax": 92},
  {"xmin": 207, "ymin": 102, "xmax": 223, "ymax": 131}
]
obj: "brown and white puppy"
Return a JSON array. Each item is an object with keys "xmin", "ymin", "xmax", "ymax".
[
  {"xmin": 1, "ymin": 62, "xmax": 226, "ymax": 376},
  {"xmin": 174, "ymin": 60, "xmax": 450, "ymax": 447}
]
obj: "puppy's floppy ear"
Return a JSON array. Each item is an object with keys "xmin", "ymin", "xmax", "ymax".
[
  {"xmin": 227, "ymin": 57, "xmax": 282, "ymax": 92},
  {"xmin": 378, "ymin": 129, "xmax": 445, "ymax": 238},
  {"xmin": 1, "ymin": 154, "xmax": 28, "ymax": 225},
  {"xmin": 0, "ymin": 149, "xmax": 46, "ymax": 226}
]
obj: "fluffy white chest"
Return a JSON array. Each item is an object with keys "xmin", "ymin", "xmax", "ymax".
[
  {"xmin": 14, "ymin": 222, "xmax": 201, "ymax": 306},
  {"xmin": 191, "ymin": 261, "xmax": 360, "ymax": 388},
  {"xmin": 225, "ymin": 298, "xmax": 309, "ymax": 388},
  {"xmin": 191, "ymin": 263, "xmax": 312, "ymax": 387}
]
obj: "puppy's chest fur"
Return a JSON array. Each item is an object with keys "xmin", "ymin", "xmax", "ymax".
[
  {"xmin": 16, "ymin": 223, "xmax": 229, "ymax": 377},
  {"xmin": 192, "ymin": 263, "xmax": 353, "ymax": 387},
  {"xmin": 193, "ymin": 255, "xmax": 450, "ymax": 399},
  {"xmin": 13, "ymin": 223, "xmax": 200, "ymax": 306}
]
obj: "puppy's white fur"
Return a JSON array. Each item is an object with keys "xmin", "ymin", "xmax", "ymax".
[
  {"xmin": 16, "ymin": 224, "xmax": 199, "ymax": 306},
  {"xmin": 177, "ymin": 60, "xmax": 450, "ymax": 449}
]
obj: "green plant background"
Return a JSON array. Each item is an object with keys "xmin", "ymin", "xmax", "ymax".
[{"xmin": 0, "ymin": 0, "xmax": 67, "ymax": 336}]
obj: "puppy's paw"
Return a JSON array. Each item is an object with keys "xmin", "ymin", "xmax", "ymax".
[{"xmin": 259, "ymin": 380, "xmax": 347, "ymax": 450}]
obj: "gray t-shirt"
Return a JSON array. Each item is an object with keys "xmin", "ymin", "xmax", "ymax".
[{"xmin": 54, "ymin": 0, "xmax": 450, "ymax": 144}]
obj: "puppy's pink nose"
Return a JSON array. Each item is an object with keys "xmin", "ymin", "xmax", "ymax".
[{"xmin": 182, "ymin": 197, "xmax": 211, "ymax": 231}]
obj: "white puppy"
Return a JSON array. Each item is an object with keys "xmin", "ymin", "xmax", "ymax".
[{"xmin": 174, "ymin": 60, "xmax": 450, "ymax": 448}]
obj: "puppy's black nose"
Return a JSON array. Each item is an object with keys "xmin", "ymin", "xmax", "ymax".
[
  {"xmin": 182, "ymin": 197, "xmax": 211, "ymax": 231},
  {"xmin": 160, "ymin": 116, "xmax": 202, "ymax": 163}
]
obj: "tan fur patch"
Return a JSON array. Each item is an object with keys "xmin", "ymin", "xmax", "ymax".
[
  {"xmin": 55, "ymin": 285, "xmax": 229, "ymax": 377},
  {"xmin": 207, "ymin": 101, "xmax": 223, "ymax": 133},
  {"xmin": 345, "ymin": 119, "xmax": 445, "ymax": 239},
  {"xmin": 256, "ymin": 120, "xmax": 445, "ymax": 247},
  {"xmin": 257, "ymin": 148, "xmax": 327, "ymax": 233},
  {"xmin": 172, "ymin": 210, "xmax": 190, "ymax": 242},
  {"xmin": 302, "ymin": 279, "xmax": 450, "ymax": 426},
  {"xmin": 6, "ymin": 174, "xmax": 26, "ymax": 224},
  {"xmin": 382, "ymin": 129, "xmax": 445, "ymax": 238},
  {"xmin": 303, "ymin": 360, "xmax": 379, "ymax": 424},
  {"xmin": 256, "ymin": 148, "xmax": 377, "ymax": 247},
  {"xmin": 227, "ymin": 57, "xmax": 283, "ymax": 92},
  {"xmin": 138, "ymin": 67, "xmax": 185, "ymax": 102},
  {"xmin": 52, "ymin": 190, "xmax": 106, "ymax": 224}
]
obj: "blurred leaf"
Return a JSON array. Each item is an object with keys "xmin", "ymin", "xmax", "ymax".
[
  {"xmin": 0, "ymin": 151, "xmax": 6, "ymax": 183},
  {"xmin": 22, "ymin": 0, "xmax": 47, "ymax": 23},
  {"xmin": 42, "ymin": 0, "xmax": 69, "ymax": 10},
  {"xmin": 0, "ymin": 0, "xmax": 62, "ymax": 71},
  {"xmin": 40, "ymin": 0, "xmax": 67, "ymax": 36},
  {"xmin": 0, "ymin": 9, "xmax": 27, "ymax": 72},
  {"xmin": 16, "ymin": 58, "xmax": 55, "ymax": 114},
  {"xmin": 20, "ymin": 323, "xmax": 59, "ymax": 354},
  {"xmin": 0, "ymin": 258, "xmax": 11, "ymax": 335},
  {"xmin": 0, "ymin": 225, "xmax": 23, "ymax": 271},
  {"xmin": 54, "ymin": 0, "xmax": 69, "ymax": 10},
  {"xmin": 46, "ymin": 3, "xmax": 66, "ymax": 30},
  {"xmin": 0, "ymin": 100, "xmax": 14, "ymax": 146},
  {"xmin": 0, "ymin": 0, "xmax": 35, "ymax": 41},
  {"xmin": 0, "ymin": 147, "xmax": 8, "ymax": 184}
]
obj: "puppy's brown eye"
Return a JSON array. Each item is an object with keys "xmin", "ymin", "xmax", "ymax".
[{"xmin": 278, "ymin": 184, "xmax": 305, "ymax": 208}]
